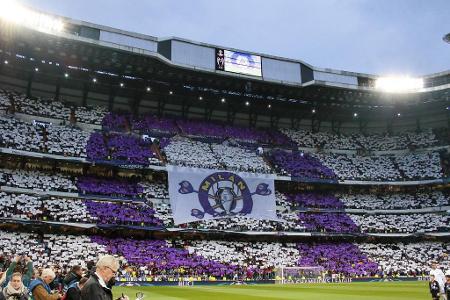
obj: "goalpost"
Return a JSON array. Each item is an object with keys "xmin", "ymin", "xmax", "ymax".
[{"xmin": 275, "ymin": 266, "xmax": 325, "ymax": 284}]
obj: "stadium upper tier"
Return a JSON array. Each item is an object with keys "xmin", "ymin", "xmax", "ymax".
[{"xmin": 2, "ymin": 90, "xmax": 450, "ymax": 182}]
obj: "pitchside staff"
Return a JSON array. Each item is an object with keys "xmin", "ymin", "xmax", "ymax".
[{"xmin": 430, "ymin": 262, "xmax": 448, "ymax": 300}]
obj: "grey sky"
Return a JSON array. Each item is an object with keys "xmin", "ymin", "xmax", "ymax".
[{"xmin": 18, "ymin": 0, "xmax": 450, "ymax": 76}]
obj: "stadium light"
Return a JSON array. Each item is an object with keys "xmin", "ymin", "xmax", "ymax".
[
  {"xmin": 0, "ymin": 0, "xmax": 64, "ymax": 33},
  {"xmin": 120, "ymin": 82, "xmax": 124, "ymax": 87},
  {"xmin": 92, "ymin": 78, "xmax": 97, "ymax": 83},
  {"xmin": 397, "ymin": 113, "xmax": 401, "ymax": 117},
  {"xmin": 353, "ymin": 112, "xmax": 358, "ymax": 117},
  {"xmin": 198, "ymin": 96, "xmax": 203, "ymax": 100},
  {"xmin": 146, "ymin": 87, "xmax": 151, "ymax": 92},
  {"xmin": 312, "ymin": 109, "xmax": 316, "ymax": 114},
  {"xmin": 169, "ymin": 90, "xmax": 173, "ymax": 95},
  {"xmin": 64, "ymin": 73, "xmax": 69, "ymax": 78},
  {"xmin": 221, "ymin": 98, "xmax": 226, "ymax": 103},
  {"xmin": 267, "ymin": 104, "xmax": 271, "ymax": 109},
  {"xmin": 245, "ymin": 101, "xmax": 249, "ymax": 106},
  {"xmin": 34, "ymin": 67, "xmax": 39, "ymax": 72},
  {"xmin": 375, "ymin": 76, "xmax": 423, "ymax": 93},
  {"xmin": 4, "ymin": 60, "xmax": 8, "ymax": 64}
]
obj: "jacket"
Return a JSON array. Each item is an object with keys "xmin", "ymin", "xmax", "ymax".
[
  {"xmin": 80, "ymin": 274, "xmax": 112, "ymax": 300},
  {"xmin": 64, "ymin": 282, "xmax": 81, "ymax": 300},
  {"xmin": 29, "ymin": 279, "xmax": 59, "ymax": 300}
]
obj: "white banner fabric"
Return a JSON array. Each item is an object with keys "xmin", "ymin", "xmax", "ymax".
[{"xmin": 167, "ymin": 166, "xmax": 277, "ymax": 225}]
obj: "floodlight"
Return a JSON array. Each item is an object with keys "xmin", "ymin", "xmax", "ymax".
[
  {"xmin": 0, "ymin": 0, "xmax": 64, "ymax": 33},
  {"xmin": 375, "ymin": 76, "xmax": 423, "ymax": 93}
]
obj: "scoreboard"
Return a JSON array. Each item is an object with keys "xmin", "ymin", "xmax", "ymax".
[{"xmin": 216, "ymin": 48, "xmax": 262, "ymax": 77}]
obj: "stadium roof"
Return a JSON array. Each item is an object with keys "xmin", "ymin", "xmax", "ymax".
[{"xmin": 0, "ymin": 4, "xmax": 448, "ymax": 127}]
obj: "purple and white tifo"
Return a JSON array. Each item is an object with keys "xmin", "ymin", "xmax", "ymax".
[{"xmin": 167, "ymin": 166, "xmax": 277, "ymax": 225}]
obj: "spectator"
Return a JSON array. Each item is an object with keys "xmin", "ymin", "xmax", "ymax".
[
  {"xmin": 1, "ymin": 256, "xmax": 33, "ymax": 289},
  {"xmin": 81, "ymin": 255, "xmax": 127, "ymax": 300},
  {"xmin": 2, "ymin": 272, "xmax": 28, "ymax": 300},
  {"xmin": 65, "ymin": 277, "xmax": 88, "ymax": 300}
]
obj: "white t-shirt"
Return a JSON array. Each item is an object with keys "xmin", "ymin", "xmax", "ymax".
[{"xmin": 430, "ymin": 268, "xmax": 445, "ymax": 293}]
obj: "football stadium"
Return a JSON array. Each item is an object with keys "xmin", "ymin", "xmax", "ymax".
[{"xmin": 0, "ymin": 1, "xmax": 448, "ymax": 299}]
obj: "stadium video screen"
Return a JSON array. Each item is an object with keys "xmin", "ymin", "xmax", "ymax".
[{"xmin": 216, "ymin": 48, "xmax": 262, "ymax": 77}]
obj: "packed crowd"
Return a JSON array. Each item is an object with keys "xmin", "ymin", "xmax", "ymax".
[
  {"xmin": 358, "ymin": 242, "xmax": 450, "ymax": 276},
  {"xmin": 287, "ymin": 191, "xmax": 450, "ymax": 210},
  {"xmin": 1, "ymin": 168, "xmax": 449, "ymax": 233},
  {"xmin": 0, "ymin": 231, "xmax": 448, "ymax": 280},
  {"xmin": 0, "ymin": 115, "xmax": 90, "ymax": 157},
  {"xmin": 0, "ymin": 88, "xmax": 107, "ymax": 124},
  {"xmin": 350, "ymin": 213, "xmax": 450, "ymax": 233},
  {"xmin": 282, "ymin": 128, "xmax": 439, "ymax": 151},
  {"xmin": 86, "ymin": 132, "xmax": 162, "ymax": 165},
  {"xmin": 163, "ymin": 137, "xmax": 273, "ymax": 173},
  {"xmin": 77, "ymin": 176, "xmax": 144, "ymax": 199},
  {"xmin": 269, "ymin": 150, "xmax": 337, "ymax": 180},
  {"xmin": 1, "ymin": 95, "xmax": 449, "ymax": 181},
  {"xmin": 338, "ymin": 191, "xmax": 450, "ymax": 210},
  {"xmin": 0, "ymin": 192, "xmax": 163, "ymax": 227},
  {"xmin": 315, "ymin": 152, "xmax": 443, "ymax": 181},
  {"xmin": 0, "ymin": 169, "xmax": 77, "ymax": 193}
]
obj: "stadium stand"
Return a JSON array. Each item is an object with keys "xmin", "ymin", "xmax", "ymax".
[{"xmin": 0, "ymin": 10, "xmax": 448, "ymax": 289}]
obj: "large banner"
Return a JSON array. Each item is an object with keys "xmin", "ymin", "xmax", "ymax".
[{"xmin": 167, "ymin": 166, "xmax": 277, "ymax": 225}]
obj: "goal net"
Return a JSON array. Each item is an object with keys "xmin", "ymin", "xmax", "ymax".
[{"xmin": 275, "ymin": 266, "xmax": 325, "ymax": 284}]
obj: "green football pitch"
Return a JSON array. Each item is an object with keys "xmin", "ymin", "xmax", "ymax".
[{"xmin": 113, "ymin": 281, "xmax": 430, "ymax": 300}]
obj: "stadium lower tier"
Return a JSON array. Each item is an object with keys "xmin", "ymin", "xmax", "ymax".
[{"xmin": 0, "ymin": 231, "xmax": 448, "ymax": 279}]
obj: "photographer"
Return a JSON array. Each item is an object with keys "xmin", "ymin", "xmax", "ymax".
[
  {"xmin": 63, "ymin": 266, "xmax": 82, "ymax": 293},
  {"xmin": 1, "ymin": 256, "xmax": 33, "ymax": 289},
  {"xmin": 65, "ymin": 277, "xmax": 88, "ymax": 300},
  {"xmin": 29, "ymin": 269, "xmax": 62, "ymax": 300}
]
